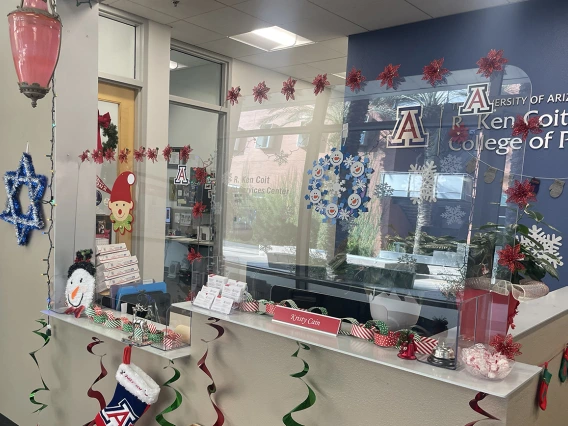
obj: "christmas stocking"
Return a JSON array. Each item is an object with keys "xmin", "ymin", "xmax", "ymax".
[
  {"xmin": 93, "ymin": 346, "xmax": 160, "ymax": 426},
  {"xmin": 559, "ymin": 347, "xmax": 568, "ymax": 383},
  {"xmin": 538, "ymin": 362, "xmax": 552, "ymax": 411}
]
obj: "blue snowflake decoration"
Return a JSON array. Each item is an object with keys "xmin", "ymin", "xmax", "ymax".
[{"xmin": 0, "ymin": 153, "xmax": 47, "ymax": 245}]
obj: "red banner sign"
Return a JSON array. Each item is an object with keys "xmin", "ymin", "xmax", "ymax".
[{"xmin": 272, "ymin": 306, "xmax": 341, "ymax": 335}]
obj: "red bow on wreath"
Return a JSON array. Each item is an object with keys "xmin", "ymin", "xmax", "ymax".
[{"xmin": 97, "ymin": 111, "xmax": 111, "ymax": 151}]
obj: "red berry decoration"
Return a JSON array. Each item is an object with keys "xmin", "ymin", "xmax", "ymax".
[
  {"xmin": 377, "ymin": 63, "xmax": 400, "ymax": 89},
  {"xmin": 134, "ymin": 147, "xmax": 146, "ymax": 162},
  {"xmin": 162, "ymin": 144, "xmax": 172, "ymax": 162},
  {"xmin": 252, "ymin": 81, "xmax": 270, "ymax": 104},
  {"xmin": 448, "ymin": 123, "xmax": 469, "ymax": 144},
  {"xmin": 312, "ymin": 73, "xmax": 330, "ymax": 96},
  {"xmin": 147, "ymin": 148, "xmax": 158, "ymax": 163},
  {"xmin": 104, "ymin": 148, "xmax": 115, "ymax": 163},
  {"xmin": 192, "ymin": 201, "xmax": 206, "ymax": 218},
  {"xmin": 476, "ymin": 49, "xmax": 508, "ymax": 78},
  {"xmin": 512, "ymin": 115, "xmax": 542, "ymax": 142},
  {"xmin": 422, "ymin": 57, "xmax": 449, "ymax": 87},
  {"xmin": 226, "ymin": 86, "xmax": 241, "ymax": 106},
  {"xmin": 180, "ymin": 145, "xmax": 192, "ymax": 163},
  {"xmin": 187, "ymin": 248, "xmax": 202, "ymax": 264},
  {"xmin": 346, "ymin": 66, "xmax": 366, "ymax": 92},
  {"xmin": 505, "ymin": 179, "xmax": 537, "ymax": 209},
  {"xmin": 281, "ymin": 77, "xmax": 297, "ymax": 101},
  {"xmin": 490, "ymin": 334, "xmax": 522, "ymax": 360},
  {"xmin": 497, "ymin": 244, "xmax": 525, "ymax": 273}
]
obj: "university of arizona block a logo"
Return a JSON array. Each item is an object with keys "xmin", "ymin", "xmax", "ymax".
[
  {"xmin": 458, "ymin": 83, "xmax": 494, "ymax": 115},
  {"xmin": 174, "ymin": 165, "xmax": 189, "ymax": 185},
  {"xmin": 388, "ymin": 106, "xmax": 429, "ymax": 148},
  {"xmin": 98, "ymin": 399, "xmax": 139, "ymax": 426}
]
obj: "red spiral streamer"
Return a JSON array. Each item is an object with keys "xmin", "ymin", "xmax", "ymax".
[
  {"xmin": 465, "ymin": 392, "xmax": 500, "ymax": 426},
  {"xmin": 197, "ymin": 317, "xmax": 225, "ymax": 426},
  {"xmin": 86, "ymin": 338, "xmax": 108, "ymax": 413}
]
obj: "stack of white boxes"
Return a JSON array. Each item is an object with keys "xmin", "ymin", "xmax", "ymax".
[{"xmin": 95, "ymin": 243, "xmax": 141, "ymax": 292}]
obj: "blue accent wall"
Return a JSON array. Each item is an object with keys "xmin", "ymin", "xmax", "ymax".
[{"xmin": 348, "ymin": 0, "xmax": 568, "ymax": 290}]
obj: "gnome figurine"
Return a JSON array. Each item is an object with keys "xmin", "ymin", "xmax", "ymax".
[
  {"xmin": 65, "ymin": 250, "xmax": 96, "ymax": 318},
  {"xmin": 109, "ymin": 171, "xmax": 136, "ymax": 234}
]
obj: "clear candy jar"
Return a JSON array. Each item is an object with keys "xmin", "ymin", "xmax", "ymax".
[{"xmin": 462, "ymin": 343, "xmax": 515, "ymax": 380}]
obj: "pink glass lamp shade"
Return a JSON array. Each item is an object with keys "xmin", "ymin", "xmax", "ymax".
[{"xmin": 8, "ymin": 0, "xmax": 62, "ymax": 107}]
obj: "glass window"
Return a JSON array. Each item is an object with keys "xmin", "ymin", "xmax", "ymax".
[
  {"xmin": 98, "ymin": 16, "xmax": 136, "ymax": 79},
  {"xmin": 169, "ymin": 50, "xmax": 222, "ymax": 105}
]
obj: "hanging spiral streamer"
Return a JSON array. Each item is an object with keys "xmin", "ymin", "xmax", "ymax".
[
  {"xmin": 464, "ymin": 392, "xmax": 500, "ymax": 426},
  {"xmin": 29, "ymin": 319, "xmax": 50, "ymax": 413},
  {"xmin": 282, "ymin": 342, "xmax": 317, "ymax": 426},
  {"xmin": 155, "ymin": 361, "xmax": 183, "ymax": 426}
]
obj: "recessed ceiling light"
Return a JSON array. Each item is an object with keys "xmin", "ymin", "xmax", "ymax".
[
  {"xmin": 332, "ymin": 72, "xmax": 346, "ymax": 79},
  {"xmin": 230, "ymin": 26, "xmax": 314, "ymax": 52}
]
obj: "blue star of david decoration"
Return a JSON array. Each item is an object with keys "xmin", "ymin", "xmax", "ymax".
[{"xmin": 0, "ymin": 153, "xmax": 47, "ymax": 245}]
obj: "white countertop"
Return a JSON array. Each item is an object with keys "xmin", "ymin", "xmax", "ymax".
[
  {"xmin": 511, "ymin": 286, "xmax": 568, "ymax": 339},
  {"xmin": 42, "ymin": 310, "xmax": 191, "ymax": 361},
  {"xmin": 173, "ymin": 302, "xmax": 540, "ymax": 398}
]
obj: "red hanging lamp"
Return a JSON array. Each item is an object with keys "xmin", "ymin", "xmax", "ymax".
[{"xmin": 7, "ymin": 0, "xmax": 62, "ymax": 107}]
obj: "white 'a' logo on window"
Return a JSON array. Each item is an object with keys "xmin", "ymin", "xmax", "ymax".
[
  {"xmin": 387, "ymin": 105, "xmax": 429, "ymax": 148},
  {"xmin": 175, "ymin": 165, "xmax": 189, "ymax": 185}
]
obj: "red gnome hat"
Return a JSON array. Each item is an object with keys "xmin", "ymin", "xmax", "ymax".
[{"xmin": 110, "ymin": 171, "xmax": 136, "ymax": 203}]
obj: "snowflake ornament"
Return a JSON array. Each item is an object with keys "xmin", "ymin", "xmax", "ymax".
[
  {"xmin": 353, "ymin": 177, "xmax": 367, "ymax": 192},
  {"xmin": 520, "ymin": 225, "xmax": 563, "ymax": 268},
  {"xmin": 339, "ymin": 217, "xmax": 356, "ymax": 232},
  {"xmin": 440, "ymin": 154, "xmax": 462, "ymax": 174},
  {"xmin": 324, "ymin": 174, "xmax": 346, "ymax": 197},
  {"xmin": 343, "ymin": 155, "xmax": 357, "ymax": 168},
  {"xmin": 409, "ymin": 161, "xmax": 437, "ymax": 204},
  {"xmin": 274, "ymin": 150, "xmax": 289, "ymax": 166},
  {"xmin": 374, "ymin": 182, "xmax": 393, "ymax": 198},
  {"xmin": 313, "ymin": 201, "xmax": 325, "ymax": 213},
  {"xmin": 338, "ymin": 208, "xmax": 351, "ymax": 221},
  {"xmin": 441, "ymin": 205, "xmax": 466, "ymax": 225}
]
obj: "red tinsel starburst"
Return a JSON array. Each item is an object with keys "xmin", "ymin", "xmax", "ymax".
[
  {"xmin": 104, "ymin": 148, "xmax": 115, "ymax": 163},
  {"xmin": 377, "ymin": 63, "xmax": 400, "ymax": 89},
  {"xmin": 194, "ymin": 167, "xmax": 207, "ymax": 184},
  {"xmin": 498, "ymin": 244, "xmax": 525, "ymax": 273},
  {"xmin": 193, "ymin": 201, "xmax": 206, "ymax": 218},
  {"xmin": 346, "ymin": 66, "xmax": 366, "ymax": 92},
  {"xmin": 253, "ymin": 81, "xmax": 270, "ymax": 104},
  {"xmin": 162, "ymin": 145, "xmax": 172, "ymax": 162},
  {"xmin": 281, "ymin": 77, "xmax": 297, "ymax": 101},
  {"xmin": 92, "ymin": 149, "xmax": 103, "ymax": 164},
  {"xmin": 227, "ymin": 86, "xmax": 242, "ymax": 106},
  {"xmin": 312, "ymin": 73, "xmax": 330, "ymax": 96},
  {"xmin": 118, "ymin": 148, "xmax": 129, "ymax": 164},
  {"xmin": 422, "ymin": 57, "xmax": 450, "ymax": 87},
  {"xmin": 147, "ymin": 148, "xmax": 158, "ymax": 163},
  {"xmin": 505, "ymin": 179, "xmax": 537, "ymax": 209},
  {"xmin": 187, "ymin": 248, "xmax": 202, "ymax": 264},
  {"xmin": 512, "ymin": 115, "xmax": 542, "ymax": 142},
  {"xmin": 477, "ymin": 49, "xmax": 508, "ymax": 78},
  {"xmin": 448, "ymin": 123, "xmax": 469, "ymax": 144},
  {"xmin": 134, "ymin": 147, "xmax": 146, "ymax": 162},
  {"xmin": 79, "ymin": 150, "xmax": 90, "ymax": 163},
  {"xmin": 490, "ymin": 334, "xmax": 522, "ymax": 360},
  {"xmin": 180, "ymin": 145, "xmax": 192, "ymax": 163}
]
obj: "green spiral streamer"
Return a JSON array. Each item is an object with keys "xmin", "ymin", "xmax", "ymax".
[
  {"xmin": 29, "ymin": 319, "xmax": 50, "ymax": 413},
  {"xmin": 155, "ymin": 361, "xmax": 183, "ymax": 426},
  {"xmin": 282, "ymin": 342, "xmax": 316, "ymax": 426}
]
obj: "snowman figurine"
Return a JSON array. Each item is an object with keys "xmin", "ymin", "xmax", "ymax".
[{"xmin": 64, "ymin": 250, "xmax": 96, "ymax": 318}]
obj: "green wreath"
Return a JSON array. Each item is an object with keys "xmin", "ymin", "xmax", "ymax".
[{"xmin": 102, "ymin": 123, "xmax": 119, "ymax": 151}]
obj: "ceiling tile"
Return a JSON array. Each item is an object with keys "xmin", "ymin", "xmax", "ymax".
[
  {"xmin": 216, "ymin": 0, "xmax": 248, "ymax": 4},
  {"xmin": 309, "ymin": 0, "xmax": 431, "ymax": 30},
  {"xmin": 308, "ymin": 57, "xmax": 347, "ymax": 74},
  {"xmin": 326, "ymin": 74, "xmax": 346, "ymax": 85},
  {"xmin": 407, "ymin": 0, "xmax": 508, "ymax": 18},
  {"xmin": 185, "ymin": 8, "xmax": 270, "ymax": 36},
  {"xmin": 272, "ymin": 64, "xmax": 323, "ymax": 80},
  {"xmin": 278, "ymin": 14, "xmax": 366, "ymax": 42},
  {"xmin": 129, "ymin": 0, "xmax": 225, "ymax": 19},
  {"xmin": 170, "ymin": 20, "xmax": 226, "ymax": 44},
  {"xmin": 318, "ymin": 37, "xmax": 349, "ymax": 55},
  {"xmin": 198, "ymin": 38, "xmax": 265, "ymax": 57},
  {"xmin": 110, "ymin": 0, "xmax": 179, "ymax": 24},
  {"xmin": 240, "ymin": 44, "xmax": 343, "ymax": 68},
  {"xmin": 233, "ymin": 0, "xmax": 325, "ymax": 24}
]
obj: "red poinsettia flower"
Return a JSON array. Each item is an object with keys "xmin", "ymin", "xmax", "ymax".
[
  {"xmin": 162, "ymin": 144, "xmax": 172, "ymax": 162},
  {"xmin": 312, "ymin": 73, "xmax": 330, "ymax": 96},
  {"xmin": 422, "ymin": 58, "xmax": 450, "ymax": 87},
  {"xmin": 252, "ymin": 81, "xmax": 270, "ymax": 104},
  {"xmin": 346, "ymin": 66, "xmax": 366, "ymax": 92},
  {"xmin": 187, "ymin": 248, "xmax": 202, "ymax": 264},
  {"xmin": 490, "ymin": 334, "xmax": 522, "ymax": 360},
  {"xmin": 92, "ymin": 149, "xmax": 103, "ymax": 164},
  {"xmin": 512, "ymin": 115, "xmax": 542, "ymax": 142},
  {"xmin": 79, "ymin": 150, "xmax": 90, "ymax": 163},
  {"xmin": 118, "ymin": 148, "xmax": 129, "ymax": 164},
  {"xmin": 147, "ymin": 148, "xmax": 158, "ymax": 163},
  {"xmin": 448, "ymin": 123, "xmax": 469, "ymax": 144},
  {"xmin": 476, "ymin": 49, "xmax": 508, "ymax": 78},
  {"xmin": 134, "ymin": 147, "xmax": 146, "ymax": 162},
  {"xmin": 498, "ymin": 244, "xmax": 525, "ymax": 273},
  {"xmin": 194, "ymin": 167, "xmax": 207, "ymax": 184},
  {"xmin": 193, "ymin": 201, "xmax": 206, "ymax": 218},
  {"xmin": 104, "ymin": 148, "xmax": 115, "ymax": 163},
  {"xmin": 377, "ymin": 63, "xmax": 400, "ymax": 89},
  {"xmin": 281, "ymin": 77, "xmax": 297, "ymax": 101},
  {"xmin": 180, "ymin": 145, "xmax": 193, "ymax": 163},
  {"xmin": 505, "ymin": 179, "xmax": 537, "ymax": 209},
  {"xmin": 226, "ymin": 86, "xmax": 241, "ymax": 106}
]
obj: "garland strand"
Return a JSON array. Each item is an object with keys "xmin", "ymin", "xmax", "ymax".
[
  {"xmin": 29, "ymin": 319, "xmax": 50, "ymax": 413},
  {"xmin": 155, "ymin": 361, "xmax": 183, "ymax": 426},
  {"xmin": 282, "ymin": 342, "xmax": 316, "ymax": 426},
  {"xmin": 197, "ymin": 317, "xmax": 225, "ymax": 426}
]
